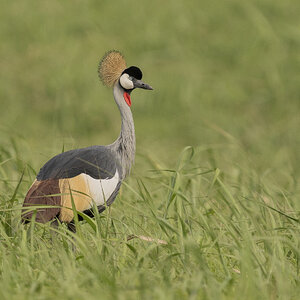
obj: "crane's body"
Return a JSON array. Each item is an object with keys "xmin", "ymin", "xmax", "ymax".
[{"xmin": 22, "ymin": 51, "xmax": 152, "ymax": 228}]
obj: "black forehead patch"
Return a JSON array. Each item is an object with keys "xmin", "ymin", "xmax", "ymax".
[{"xmin": 122, "ymin": 66, "xmax": 143, "ymax": 80}]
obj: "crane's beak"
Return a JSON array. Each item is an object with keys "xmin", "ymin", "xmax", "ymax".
[{"xmin": 132, "ymin": 79, "xmax": 153, "ymax": 90}]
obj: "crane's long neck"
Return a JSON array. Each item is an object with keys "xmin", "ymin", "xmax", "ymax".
[{"xmin": 112, "ymin": 82, "xmax": 136, "ymax": 179}]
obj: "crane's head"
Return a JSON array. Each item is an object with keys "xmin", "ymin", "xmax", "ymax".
[{"xmin": 98, "ymin": 50, "xmax": 153, "ymax": 107}]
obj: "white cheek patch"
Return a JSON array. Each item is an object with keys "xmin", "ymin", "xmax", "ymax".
[{"xmin": 120, "ymin": 73, "xmax": 134, "ymax": 90}]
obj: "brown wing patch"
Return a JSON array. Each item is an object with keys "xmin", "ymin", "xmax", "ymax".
[
  {"xmin": 22, "ymin": 179, "xmax": 61, "ymax": 223},
  {"xmin": 59, "ymin": 174, "xmax": 93, "ymax": 223}
]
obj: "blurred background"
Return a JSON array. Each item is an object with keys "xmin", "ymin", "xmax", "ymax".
[
  {"xmin": 0, "ymin": 0, "xmax": 299, "ymax": 181},
  {"xmin": 0, "ymin": 2, "xmax": 300, "ymax": 298}
]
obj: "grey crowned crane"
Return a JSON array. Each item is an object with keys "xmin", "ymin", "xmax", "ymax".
[{"xmin": 22, "ymin": 50, "xmax": 153, "ymax": 231}]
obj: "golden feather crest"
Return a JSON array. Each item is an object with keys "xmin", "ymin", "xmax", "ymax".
[{"xmin": 98, "ymin": 50, "xmax": 127, "ymax": 87}]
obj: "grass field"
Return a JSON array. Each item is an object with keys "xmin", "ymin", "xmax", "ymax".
[{"xmin": 1, "ymin": 0, "xmax": 300, "ymax": 299}]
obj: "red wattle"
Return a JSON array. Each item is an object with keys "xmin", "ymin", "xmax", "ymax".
[{"xmin": 123, "ymin": 92, "xmax": 131, "ymax": 107}]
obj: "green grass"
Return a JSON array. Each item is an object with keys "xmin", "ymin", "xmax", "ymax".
[{"xmin": 1, "ymin": 0, "xmax": 300, "ymax": 299}]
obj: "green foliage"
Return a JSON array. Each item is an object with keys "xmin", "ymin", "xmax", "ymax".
[{"xmin": 0, "ymin": 0, "xmax": 300, "ymax": 299}]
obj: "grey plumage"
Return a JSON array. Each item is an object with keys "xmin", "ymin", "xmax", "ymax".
[
  {"xmin": 37, "ymin": 146, "xmax": 120, "ymax": 180},
  {"xmin": 111, "ymin": 82, "xmax": 136, "ymax": 179}
]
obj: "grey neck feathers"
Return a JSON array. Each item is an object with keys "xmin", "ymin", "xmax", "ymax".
[{"xmin": 111, "ymin": 82, "xmax": 136, "ymax": 179}]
